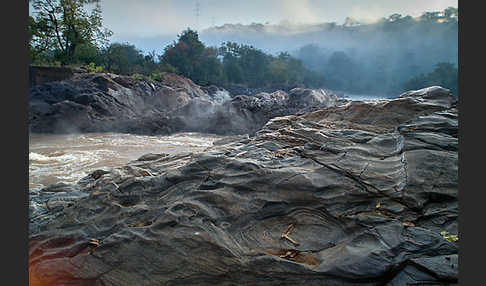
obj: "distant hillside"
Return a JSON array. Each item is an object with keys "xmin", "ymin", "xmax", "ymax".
[{"xmin": 200, "ymin": 8, "xmax": 458, "ymax": 95}]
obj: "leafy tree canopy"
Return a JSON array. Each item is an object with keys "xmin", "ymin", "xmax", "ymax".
[
  {"xmin": 403, "ymin": 62, "xmax": 458, "ymax": 96},
  {"xmin": 30, "ymin": 0, "xmax": 112, "ymax": 64}
]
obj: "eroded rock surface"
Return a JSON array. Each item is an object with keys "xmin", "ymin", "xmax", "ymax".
[
  {"xmin": 29, "ymin": 72, "xmax": 212, "ymax": 134},
  {"xmin": 29, "ymin": 87, "xmax": 458, "ymax": 285},
  {"xmin": 29, "ymin": 73, "xmax": 338, "ymax": 135}
]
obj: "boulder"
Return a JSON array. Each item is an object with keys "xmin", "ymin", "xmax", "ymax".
[
  {"xmin": 29, "ymin": 88, "xmax": 458, "ymax": 285},
  {"xmin": 29, "ymin": 73, "xmax": 340, "ymax": 136},
  {"xmin": 288, "ymin": 88, "xmax": 339, "ymax": 109},
  {"xmin": 29, "ymin": 72, "xmax": 210, "ymax": 135}
]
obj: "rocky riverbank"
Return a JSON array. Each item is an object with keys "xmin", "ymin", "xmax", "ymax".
[
  {"xmin": 29, "ymin": 85, "xmax": 458, "ymax": 285},
  {"xmin": 29, "ymin": 72, "xmax": 339, "ymax": 136}
]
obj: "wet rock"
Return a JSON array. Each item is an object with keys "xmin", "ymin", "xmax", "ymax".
[
  {"xmin": 288, "ymin": 88, "xmax": 339, "ymax": 109},
  {"xmin": 29, "ymin": 87, "xmax": 458, "ymax": 285},
  {"xmin": 29, "ymin": 72, "xmax": 209, "ymax": 135},
  {"xmin": 40, "ymin": 182, "xmax": 79, "ymax": 193},
  {"xmin": 29, "ymin": 72, "xmax": 340, "ymax": 135}
]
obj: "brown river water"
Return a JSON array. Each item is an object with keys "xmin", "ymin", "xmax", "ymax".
[{"xmin": 29, "ymin": 132, "xmax": 225, "ymax": 190}]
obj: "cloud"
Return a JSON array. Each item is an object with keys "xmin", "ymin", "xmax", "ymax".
[
  {"xmin": 348, "ymin": 4, "xmax": 388, "ymax": 23},
  {"xmin": 98, "ymin": 0, "xmax": 458, "ymax": 45},
  {"xmin": 347, "ymin": 0, "xmax": 458, "ymax": 23},
  {"xmin": 278, "ymin": 0, "xmax": 320, "ymax": 24},
  {"xmin": 101, "ymin": 0, "xmax": 192, "ymax": 37}
]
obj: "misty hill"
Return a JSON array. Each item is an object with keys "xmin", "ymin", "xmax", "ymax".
[
  {"xmin": 200, "ymin": 9, "xmax": 458, "ymax": 95},
  {"xmin": 29, "ymin": 4, "xmax": 458, "ymax": 98}
]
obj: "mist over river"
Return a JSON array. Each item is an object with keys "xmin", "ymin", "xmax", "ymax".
[
  {"xmin": 29, "ymin": 132, "xmax": 225, "ymax": 190},
  {"xmin": 28, "ymin": 94, "xmax": 390, "ymax": 191}
]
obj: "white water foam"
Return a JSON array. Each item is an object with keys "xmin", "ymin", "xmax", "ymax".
[{"xmin": 29, "ymin": 132, "xmax": 224, "ymax": 190}]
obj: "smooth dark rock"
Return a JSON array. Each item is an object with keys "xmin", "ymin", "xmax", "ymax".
[
  {"xmin": 29, "ymin": 86, "xmax": 458, "ymax": 285},
  {"xmin": 29, "ymin": 72, "xmax": 340, "ymax": 136}
]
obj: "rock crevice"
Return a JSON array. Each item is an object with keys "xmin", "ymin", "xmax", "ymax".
[{"xmin": 29, "ymin": 85, "xmax": 458, "ymax": 285}]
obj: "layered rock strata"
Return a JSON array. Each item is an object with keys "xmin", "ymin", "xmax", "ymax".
[{"xmin": 29, "ymin": 86, "xmax": 458, "ymax": 285}]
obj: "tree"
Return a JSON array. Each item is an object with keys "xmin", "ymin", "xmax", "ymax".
[
  {"xmin": 387, "ymin": 14, "xmax": 403, "ymax": 22},
  {"xmin": 217, "ymin": 41, "xmax": 324, "ymax": 89},
  {"xmin": 420, "ymin": 11, "xmax": 442, "ymax": 22},
  {"xmin": 443, "ymin": 7, "xmax": 458, "ymax": 22},
  {"xmin": 193, "ymin": 47, "xmax": 224, "ymax": 85},
  {"xmin": 145, "ymin": 51, "xmax": 157, "ymax": 71},
  {"xmin": 268, "ymin": 59, "xmax": 289, "ymax": 85},
  {"xmin": 73, "ymin": 42, "xmax": 102, "ymax": 65},
  {"xmin": 101, "ymin": 43, "xmax": 145, "ymax": 75},
  {"xmin": 161, "ymin": 29, "xmax": 205, "ymax": 78},
  {"xmin": 161, "ymin": 29, "xmax": 223, "ymax": 85},
  {"xmin": 324, "ymin": 51, "xmax": 358, "ymax": 90},
  {"xmin": 295, "ymin": 44, "xmax": 326, "ymax": 72},
  {"xmin": 218, "ymin": 42, "xmax": 273, "ymax": 87},
  {"xmin": 402, "ymin": 62, "xmax": 458, "ymax": 96},
  {"xmin": 29, "ymin": 15, "xmax": 55, "ymax": 64},
  {"xmin": 30, "ymin": 0, "xmax": 112, "ymax": 64}
]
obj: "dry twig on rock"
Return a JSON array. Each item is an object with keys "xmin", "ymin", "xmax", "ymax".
[{"xmin": 281, "ymin": 223, "xmax": 299, "ymax": 246}]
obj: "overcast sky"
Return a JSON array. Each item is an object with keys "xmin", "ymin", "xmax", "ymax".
[
  {"xmin": 29, "ymin": 0, "xmax": 458, "ymax": 53},
  {"xmin": 100, "ymin": 0, "xmax": 457, "ymax": 38}
]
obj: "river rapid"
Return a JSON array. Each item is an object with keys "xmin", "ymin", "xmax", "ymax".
[
  {"xmin": 29, "ymin": 94, "xmax": 390, "ymax": 191},
  {"xmin": 29, "ymin": 132, "xmax": 225, "ymax": 190}
]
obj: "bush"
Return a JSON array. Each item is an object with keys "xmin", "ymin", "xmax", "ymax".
[
  {"xmin": 132, "ymin": 73, "xmax": 145, "ymax": 81},
  {"xmin": 87, "ymin": 62, "xmax": 103, "ymax": 73},
  {"xmin": 402, "ymin": 62, "xmax": 458, "ymax": 96},
  {"xmin": 149, "ymin": 72, "xmax": 164, "ymax": 82}
]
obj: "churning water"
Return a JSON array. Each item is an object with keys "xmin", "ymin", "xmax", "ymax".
[
  {"xmin": 28, "ymin": 92, "xmax": 392, "ymax": 191},
  {"xmin": 334, "ymin": 91, "xmax": 392, "ymax": 101},
  {"xmin": 29, "ymin": 132, "xmax": 224, "ymax": 190}
]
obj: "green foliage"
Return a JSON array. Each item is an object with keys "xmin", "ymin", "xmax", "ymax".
[
  {"xmin": 140, "ymin": 51, "xmax": 159, "ymax": 75},
  {"xmin": 444, "ymin": 7, "xmax": 458, "ymax": 20},
  {"xmin": 220, "ymin": 42, "xmax": 265, "ymax": 86},
  {"xmin": 158, "ymin": 62, "xmax": 179, "ymax": 74},
  {"xmin": 150, "ymin": 31, "xmax": 324, "ymax": 88},
  {"xmin": 149, "ymin": 72, "xmax": 164, "ymax": 82},
  {"xmin": 420, "ymin": 7, "xmax": 458, "ymax": 23},
  {"xmin": 132, "ymin": 73, "xmax": 144, "ymax": 80},
  {"xmin": 73, "ymin": 43, "xmax": 103, "ymax": 65},
  {"xmin": 101, "ymin": 43, "xmax": 145, "ymax": 75},
  {"xmin": 157, "ymin": 29, "xmax": 321, "ymax": 88},
  {"xmin": 29, "ymin": 4, "xmax": 457, "ymax": 96},
  {"xmin": 218, "ymin": 42, "xmax": 323, "ymax": 88},
  {"xmin": 30, "ymin": 0, "xmax": 112, "ymax": 65},
  {"xmin": 28, "ymin": 15, "xmax": 53, "ymax": 64},
  {"xmin": 86, "ymin": 62, "xmax": 103, "ymax": 73},
  {"xmin": 161, "ymin": 28, "xmax": 217, "ymax": 84},
  {"xmin": 29, "ymin": 5, "xmax": 457, "ymax": 97},
  {"xmin": 402, "ymin": 62, "xmax": 458, "ymax": 96},
  {"xmin": 293, "ymin": 7, "xmax": 457, "ymax": 95},
  {"xmin": 440, "ymin": 231, "xmax": 459, "ymax": 242},
  {"xmin": 155, "ymin": 31, "xmax": 324, "ymax": 88},
  {"xmin": 193, "ymin": 47, "xmax": 225, "ymax": 86}
]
